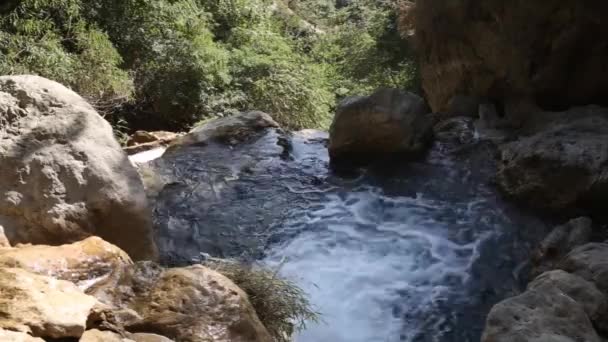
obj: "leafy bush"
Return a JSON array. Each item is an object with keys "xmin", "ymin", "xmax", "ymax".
[
  {"xmin": 0, "ymin": 0, "xmax": 420, "ymax": 132},
  {"xmin": 207, "ymin": 259, "xmax": 320, "ymax": 342},
  {"xmin": 0, "ymin": 0, "xmax": 132, "ymax": 101}
]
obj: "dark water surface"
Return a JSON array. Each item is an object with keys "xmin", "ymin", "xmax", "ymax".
[{"xmin": 149, "ymin": 127, "xmax": 547, "ymax": 342}]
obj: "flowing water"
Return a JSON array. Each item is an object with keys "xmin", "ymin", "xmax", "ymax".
[{"xmin": 148, "ymin": 125, "xmax": 547, "ymax": 342}]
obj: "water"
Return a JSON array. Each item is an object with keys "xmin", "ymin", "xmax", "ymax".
[{"xmin": 150, "ymin": 126, "xmax": 546, "ymax": 342}]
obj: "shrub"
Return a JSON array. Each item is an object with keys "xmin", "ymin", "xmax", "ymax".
[
  {"xmin": 206, "ymin": 259, "xmax": 320, "ymax": 342},
  {"xmin": 0, "ymin": 0, "xmax": 132, "ymax": 101}
]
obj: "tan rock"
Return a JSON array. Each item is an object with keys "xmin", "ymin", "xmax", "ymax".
[
  {"xmin": 414, "ymin": 1, "xmax": 608, "ymax": 114},
  {"xmin": 0, "ymin": 225, "xmax": 10, "ymax": 248},
  {"xmin": 94, "ymin": 262, "xmax": 272, "ymax": 342},
  {"xmin": 124, "ymin": 131, "xmax": 182, "ymax": 156},
  {"xmin": 0, "ymin": 329, "xmax": 44, "ymax": 342},
  {"xmin": 129, "ymin": 333, "xmax": 174, "ymax": 342},
  {"xmin": 0, "ymin": 237, "xmax": 132, "ymax": 290},
  {"xmin": 0, "ymin": 268, "xmax": 98, "ymax": 339},
  {"xmin": 0, "ymin": 75, "xmax": 157, "ymax": 260},
  {"xmin": 80, "ymin": 329, "xmax": 134, "ymax": 342}
]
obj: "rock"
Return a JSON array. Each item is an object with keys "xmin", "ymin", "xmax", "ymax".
[
  {"xmin": 531, "ymin": 217, "xmax": 593, "ymax": 277},
  {"xmin": 0, "ymin": 329, "xmax": 44, "ymax": 342},
  {"xmin": 559, "ymin": 243, "xmax": 608, "ymax": 294},
  {"xmin": 482, "ymin": 282, "xmax": 601, "ymax": 342},
  {"xmin": 496, "ymin": 106, "xmax": 608, "ymax": 211},
  {"xmin": 414, "ymin": 1, "xmax": 608, "ymax": 114},
  {"xmin": 148, "ymin": 113, "xmax": 294, "ymax": 260},
  {"xmin": 0, "ymin": 268, "xmax": 98, "ymax": 339},
  {"xmin": 167, "ymin": 111, "xmax": 279, "ymax": 152},
  {"xmin": 124, "ymin": 131, "xmax": 182, "ymax": 156},
  {"xmin": 80, "ymin": 329, "xmax": 134, "ymax": 342},
  {"xmin": 433, "ymin": 116, "xmax": 475, "ymax": 147},
  {"xmin": 0, "ymin": 225, "xmax": 10, "ymax": 248},
  {"xmin": 529, "ymin": 270, "xmax": 608, "ymax": 332},
  {"xmin": 0, "ymin": 75, "xmax": 157, "ymax": 260},
  {"xmin": 328, "ymin": 88, "xmax": 433, "ymax": 165},
  {"xmin": 89, "ymin": 262, "xmax": 272, "ymax": 342},
  {"xmin": 128, "ymin": 333, "xmax": 174, "ymax": 342},
  {"xmin": 0, "ymin": 237, "xmax": 133, "ymax": 290},
  {"xmin": 446, "ymin": 95, "xmax": 482, "ymax": 118}
]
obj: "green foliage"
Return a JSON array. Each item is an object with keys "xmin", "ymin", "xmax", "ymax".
[
  {"xmin": 0, "ymin": 0, "xmax": 420, "ymax": 132},
  {"xmin": 208, "ymin": 260, "xmax": 320, "ymax": 342},
  {"xmin": 0, "ymin": 0, "xmax": 132, "ymax": 101}
]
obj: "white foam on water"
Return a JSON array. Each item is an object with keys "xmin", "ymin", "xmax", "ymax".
[
  {"xmin": 128, "ymin": 146, "xmax": 167, "ymax": 165},
  {"xmin": 264, "ymin": 188, "xmax": 490, "ymax": 342}
]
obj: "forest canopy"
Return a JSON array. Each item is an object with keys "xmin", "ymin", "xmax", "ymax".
[{"xmin": 0, "ymin": 0, "xmax": 418, "ymax": 132}]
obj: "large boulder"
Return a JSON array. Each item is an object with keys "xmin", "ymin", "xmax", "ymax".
[
  {"xmin": 328, "ymin": 88, "xmax": 433, "ymax": 164},
  {"xmin": 0, "ymin": 75, "xmax": 157, "ymax": 260},
  {"xmin": 0, "ymin": 268, "xmax": 99, "ymax": 339},
  {"xmin": 559, "ymin": 243, "xmax": 608, "ymax": 295},
  {"xmin": 482, "ymin": 278, "xmax": 601, "ymax": 342},
  {"xmin": 414, "ymin": 1, "xmax": 608, "ymax": 114},
  {"xmin": 529, "ymin": 270, "xmax": 608, "ymax": 334},
  {"xmin": 496, "ymin": 106, "xmax": 608, "ymax": 211},
  {"xmin": 87, "ymin": 262, "xmax": 272, "ymax": 342}
]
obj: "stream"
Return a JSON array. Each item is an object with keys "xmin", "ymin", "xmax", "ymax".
[{"xmin": 144, "ymin": 123, "xmax": 547, "ymax": 342}]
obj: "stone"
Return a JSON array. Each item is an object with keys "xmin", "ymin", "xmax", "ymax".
[
  {"xmin": 529, "ymin": 270, "xmax": 608, "ymax": 333},
  {"xmin": 128, "ymin": 333, "xmax": 174, "ymax": 342},
  {"xmin": 90, "ymin": 262, "xmax": 272, "ymax": 342},
  {"xmin": 496, "ymin": 106, "xmax": 608, "ymax": 211},
  {"xmin": 482, "ymin": 283, "xmax": 601, "ymax": 342},
  {"xmin": 0, "ymin": 225, "xmax": 10, "ymax": 248},
  {"xmin": 0, "ymin": 237, "xmax": 133, "ymax": 290},
  {"xmin": 328, "ymin": 88, "xmax": 433, "ymax": 165},
  {"xmin": 0, "ymin": 329, "xmax": 44, "ymax": 342},
  {"xmin": 167, "ymin": 111, "xmax": 279, "ymax": 152},
  {"xmin": 559, "ymin": 243, "xmax": 608, "ymax": 295},
  {"xmin": 0, "ymin": 75, "xmax": 157, "ymax": 260},
  {"xmin": 414, "ymin": 0, "xmax": 608, "ymax": 114},
  {"xmin": 80, "ymin": 329, "xmax": 134, "ymax": 342},
  {"xmin": 531, "ymin": 217, "xmax": 593, "ymax": 277},
  {"xmin": 124, "ymin": 131, "xmax": 182, "ymax": 156},
  {"xmin": 0, "ymin": 268, "xmax": 98, "ymax": 339}
]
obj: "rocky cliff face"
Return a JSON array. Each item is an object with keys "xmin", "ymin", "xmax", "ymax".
[{"xmin": 414, "ymin": 0, "xmax": 608, "ymax": 115}]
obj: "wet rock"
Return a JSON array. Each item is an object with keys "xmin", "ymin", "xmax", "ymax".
[
  {"xmin": 168, "ymin": 111, "xmax": 279, "ymax": 151},
  {"xmin": 148, "ymin": 114, "xmax": 304, "ymax": 261},
  {"xmin": 0, "ymin": 329, "xmax": 44, "ymax": 342},
  {"xmin": 433, "ymin": 116, "xmax": 476, "ymax": 147},
  {"xmin": 531, "ymin": 217, "xmax": 593, "ymax": 277},
  {"xmin": 80, "ymin": 329, "xmax": 134, "ymax": 342},
  {"xmin": 0, "ymin": 75, "xmax": 157, "ymax": 260},
  {"xmin": 482, "ymin": 281, "xmax": 601, "ymax": 342},
  {"xmin": 0, "ymin": 237, "xmax": 133, "ymax": 290},
  {"xmin": 497, "ymin": 106, "xmax": 608, "ymax": 211},
  {"xmin": 92, "ymin": 262, "xmax": 272, "ymax": 342},
  {"xmin": 328, "ymin": 88, "xmax": 433, "ymax": 165},
  {"xmin": 414, "ymin": 0, "xmax": 608, "ymax": 113},
  {"xmin": 0, "ymin": 267, "xmax": 98, "ymax": 339}
]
